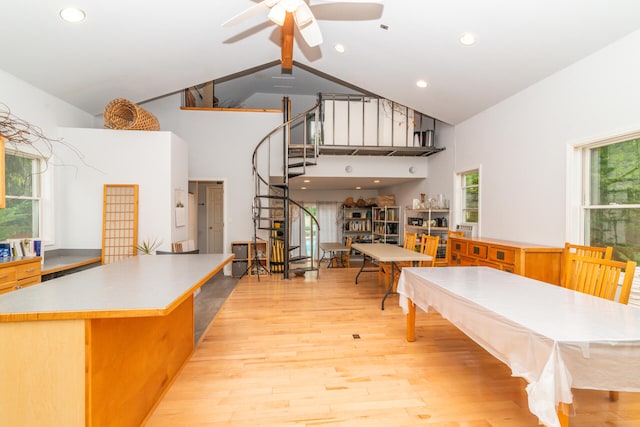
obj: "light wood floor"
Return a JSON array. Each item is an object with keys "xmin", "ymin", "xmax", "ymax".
[{"xmin": 146, "ymin": 267, "xmax": 640, "ymax": 426}]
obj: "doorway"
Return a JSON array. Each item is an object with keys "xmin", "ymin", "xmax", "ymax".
[{"xmin": 190, "ymin": 180, "xmax": 225, "ymax": 254}]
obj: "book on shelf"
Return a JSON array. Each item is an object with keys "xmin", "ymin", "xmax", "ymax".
[{"xmin": 0, "ymin": 238, "xmax": 44, "ymax": 260}]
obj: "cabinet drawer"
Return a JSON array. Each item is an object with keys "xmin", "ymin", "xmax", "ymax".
[
  {"xmin": 16, "ymin": 262, "xmax": 41, "ymax": 280},
  {"xmin": 0, "ymin": 266, "xmax": 17, "ymax": 285},
  {"xmin": 467, "ymin": 243, "xmax": 488, "ymax": 259},
  {"xmin": 451, "ymin": 240, "xmax": 467, "ymax": 254},
  {"xmin": 17, "ymin": 275, "xmax": 41, "ymax": 289},
  {"xmin": 489, "ymin": 247, "xmax": 516, "ymax": 265},
  {"xmin": 0, "ymin": 280, "xmax": 17, "ymax": 294}
]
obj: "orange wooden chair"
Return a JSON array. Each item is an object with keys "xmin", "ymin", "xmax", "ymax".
[
  {"xmin": 378, "ymin": 231, "xmax": 417, "ymax": 286},
  {"xmin": 564, "ymin": 253, "xmax": 637, "ymax": 401},
  {"xmin": 419, "ymin": 234, "xmax": 440, "ymax": 267},
  {"xmin": 561, "ymin": 243, "xmax": 613, "ymax": 287},
  {"xmin": 332, "ymin": 236, "xmax": 352, "ymax": 268}
]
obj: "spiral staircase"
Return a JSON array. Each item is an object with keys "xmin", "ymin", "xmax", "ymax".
[
  {"xmin": 251, "ymin": 94, "xmax": 444, "ymax": 278},
  {"xmin": 252, "ymin": 98, "xmax": 322, "ymax": 279}
]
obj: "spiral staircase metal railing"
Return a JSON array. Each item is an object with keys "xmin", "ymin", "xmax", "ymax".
[{"xmin": 251, "ymin": 98, "xmax": 321, "ymax": 278}]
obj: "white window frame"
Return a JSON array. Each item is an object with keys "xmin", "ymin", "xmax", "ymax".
[
  {"xmin": 453, "ymin": 166, "xmax": 481, "ymax": 236},
  {"xmin": 568, "ymin": 130, "xmax": 640, "ymax": 251},
  {"xmin": 3, "ymin": 148, "xmax": 54, "ymax": 245}
]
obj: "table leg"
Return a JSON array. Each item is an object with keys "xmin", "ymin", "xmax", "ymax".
[
  {"xmin": 355, "ymin": 254, "xmax": 368, "ymax": 284},
  {"xmin": 381, "ymin": 261, "xmax": 399, "ymax": 310},
  {"xmin": 557, "ymin": 402, "xmax": 570, "ymax": 427},
  {"xmin": 407, "ymin": 298, "xmax": 416, "ymax": 342}
]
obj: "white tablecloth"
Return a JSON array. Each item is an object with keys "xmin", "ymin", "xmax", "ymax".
[{"xmin": 397, "ymin": 267, "xmax": 640, "ymax": 427}]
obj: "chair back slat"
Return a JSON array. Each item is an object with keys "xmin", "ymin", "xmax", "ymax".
[
  {"xmin": 419, "ymin": 235, "xmax": 440, "ymax": 267},
  {"xmin": 562, "ymin": 243, "xmax": 613, "ymax": 287},
  {"xmin": 403, "ymin": 232, "xmax": 418, "ymax": 252},
  {"xmin": 564, "ymin": 253, "xmax": 636, "ymax": 304}
]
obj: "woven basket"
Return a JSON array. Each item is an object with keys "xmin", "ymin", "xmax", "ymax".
[{"xmin": 103, "ymin": 98, "xmax": 160, "ymax": 131}]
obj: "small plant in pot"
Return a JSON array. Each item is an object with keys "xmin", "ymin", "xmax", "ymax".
[{"xmin": 136, "ymin": 237, "xmax": 162, "ymax": 255}]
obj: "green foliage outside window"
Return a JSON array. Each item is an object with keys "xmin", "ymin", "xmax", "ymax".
[
  {"xmin": 587, "ymin": 138, "xmax": 640, "ymax": 262},
  {"xmin": 0, "ymin": 153, "xmax": 40, "ymax": 240},
  {"xmin": 462, "ymin": 171, "xmax": 479, "ymax": 223}
]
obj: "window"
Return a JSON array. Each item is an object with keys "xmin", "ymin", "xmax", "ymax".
[
  {"xmin": 461, "ymin": 169, "xmax": 479, "ymax": 223},
  {"xmin": 0, "ymin": 151, "xmax": 41, "ymax": 240},
  {"xmin": 582, "ymin": 137, "xmax": 640, "ymax": 262}
]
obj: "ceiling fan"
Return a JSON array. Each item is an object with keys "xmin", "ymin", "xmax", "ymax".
[{"xmin": 223, "ymin": 0, "xmax": 383, "ymax": 73}]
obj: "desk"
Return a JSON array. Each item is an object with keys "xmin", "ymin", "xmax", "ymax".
[
  {"xmin": 319, "ymin": 242, "xmax": 350, "ymax": 267},
  {"xmin": 0, "ymin": 253, "xmax": 234, "ymax": 427},
  {"xmin": 397, "ymin": 266, "xmax": 640, "ymax": 427},
  {"xmin": 351, "ymin": 243, "xmax": 432, "ymax": 309}
]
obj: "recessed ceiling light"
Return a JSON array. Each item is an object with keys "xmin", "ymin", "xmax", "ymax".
[
  {"xmin": 355, "ymin": 186, "xmax": 361, "ymax": 190},
  {"xmin": 60, "ymin": 7, "xmax": 86, "ymax": 23},
  {"xmin": 301, "ymin": 187, "xmax": 307, "ymax": 190},
  {"xmin": 334, "ymin": 43, "xmax": 345, "ymax": 53},
  {"xmin": 303, "ymin": 179, "xmax": 310, "ymax": 183},
  {"xmin": 416, "ymin": 80, "xmax": 428, "ymax": 88},
  {"xmin": 459, "ymin": 32, "xmax": 476, "ymax": 46},
  {"xmin": 373, "ymin": 180, "xmax": 380, "ymax": 183}
]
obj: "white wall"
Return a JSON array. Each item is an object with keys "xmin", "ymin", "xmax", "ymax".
[
  {"xmin": 0, "ymin": 70, "xmax": 95, "ymax": 140},
  {"xmin": 54, "ymin": 128, "xmax": 187, "ymax": 252},
  {"xmin": 453, "ymin": 29, "xmax": 640, "ymax": 247},
  {"xmin": 142, "ymin": 94, "xmax": 282, "ymax": 250}
]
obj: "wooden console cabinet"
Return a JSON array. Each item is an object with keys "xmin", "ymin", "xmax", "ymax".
[
  {"xmin": 0, "ymin": 257, "xmax": 42, "ymax": 295},
  {"xmin": 448, "ymin": 235, "xmax": 562, "ymax": 285}
]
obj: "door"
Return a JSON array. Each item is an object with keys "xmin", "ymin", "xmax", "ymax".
[{"xmin": 206, "ymin": 183, "xmax": 224, "ymax": 253}]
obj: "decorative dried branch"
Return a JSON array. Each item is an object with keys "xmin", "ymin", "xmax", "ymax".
[
  {"xmin": 0, "ymin": 103, "xmax": 99, "ymax": 175},
  {"xmin": 0, "ymin": 103, "xmax": 64, "ymax": 161}
]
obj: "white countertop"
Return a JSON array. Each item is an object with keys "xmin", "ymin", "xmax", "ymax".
[{"xmin": 0, "ymin": 253, "xmax": 234, "ymax": 321}]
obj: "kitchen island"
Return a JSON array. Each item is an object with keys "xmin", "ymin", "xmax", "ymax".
[{"xmin": 0, "ymin": 253, "xmax": 234, "ymax": 427}]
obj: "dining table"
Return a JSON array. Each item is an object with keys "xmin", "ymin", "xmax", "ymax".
[
  {"xmin": 351, "ymin": 242, "xmax": 432, "ymax": 309},
  {"xmin": 319, "ymin": 242, "xmax": 350, "ymax": 268},
  {"xmin": 397, "ymin": 266, "xmax": 640, "ymax": 427}
]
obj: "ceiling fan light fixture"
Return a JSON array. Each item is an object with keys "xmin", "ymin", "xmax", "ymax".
[
  {"xmin": 281, "ymin": 0, "xmax": 303, "ymax": 13},
  {"xmin": 334, "ymin": 43, "xmax": 346, "ymax": 53},
  {"xmin": 268, "ymin": 3, "xmax": 286, "ymax": 26}
]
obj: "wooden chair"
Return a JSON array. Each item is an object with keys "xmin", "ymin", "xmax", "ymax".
[
  {"xmin": 564, "ymin": 253, "xmax": 636, "ymax": 304},
  {"xmin": 332, "ymin": 237, "xmax": 352, "ymax": 268},
  {"xmin": 564, "ymin": 253, "xmax": 637, "ymax": 401},
  {"xmin": 446, "ymin": 230, "xmax": 464, "ymax": 265},
  {"xmin": 562, "ymin": 243, "xmax": 613, "ymax": 287},
  {"xmin": 378, "ymin": 231, "xmax": 417, "ymax": 286},
  {"xmin": 419, "ymin": 234, "xmax": 440, "ymax": 267}
]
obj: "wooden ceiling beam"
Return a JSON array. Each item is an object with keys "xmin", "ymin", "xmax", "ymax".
[{"xmin": 281, "ymin": 12, "xmax": 294, "ymax": 74}]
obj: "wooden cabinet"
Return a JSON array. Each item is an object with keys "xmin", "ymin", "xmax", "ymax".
[
  {"xmin": 404, "ymin": 208, "xmax": 449, "ymax": 265},
  {"xmin": 342, "ymin": 207, "xmax": 372, "ymax": 243},
  {"xmin": 373, "ymin": 206, "xmax": 400, "ymax": 244},
  {"xmin": 0, "ymin": 257, "xmax": 42, "ymax": 294},
  {"xmin": 448, "ymin": 236, "xmax": 562, "ymax": 285},
  {"xmin": 231, "ymin": 240, "xmax": 268, "ymax": 277}
]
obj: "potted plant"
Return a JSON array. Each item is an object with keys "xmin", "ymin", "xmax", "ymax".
[{"xmin": 136, "ymin": 237, "xmax": 162, "ymax": 255}]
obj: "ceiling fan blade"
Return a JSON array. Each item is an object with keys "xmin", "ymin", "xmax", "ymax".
[
  {"xmin": 310, "ymin": 1, "xmax": 383, "ymax": 21},
  {"xmin": 297, "ymin": 15, "xmax": 323, "ymax": 47},
  {"xmin": 222, "ymin": 1, "xmax": 271, "ymax": 27}
]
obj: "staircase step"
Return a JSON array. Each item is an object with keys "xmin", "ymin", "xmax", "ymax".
[
  {"xmin": 288, "ymin": 172, "xmax": 304, "ymax": 179},
  {"xmin": 288, "ymin": 161, "xmax": 317, "ymax": 168}
]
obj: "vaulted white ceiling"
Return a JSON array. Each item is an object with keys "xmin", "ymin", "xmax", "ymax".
[{"xmin": 3, "ymin": 0, "xmax": 640, "ymax": 124}]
